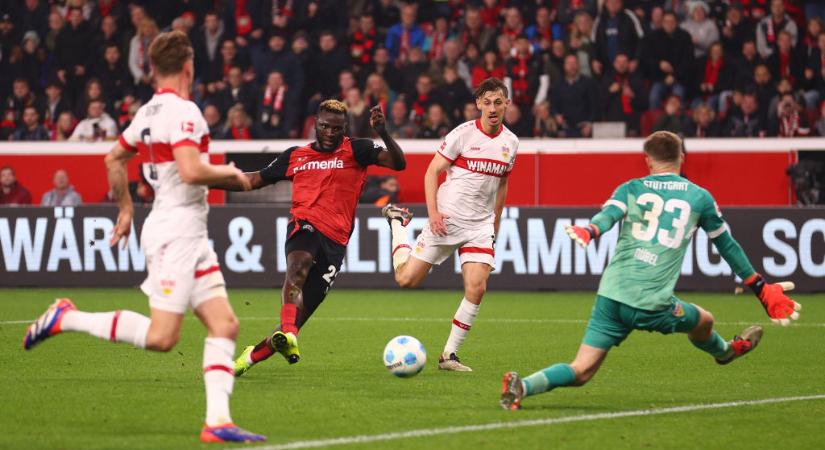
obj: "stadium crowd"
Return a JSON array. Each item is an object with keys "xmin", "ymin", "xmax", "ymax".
[{"xmin": 0, "ymin": 0, "xmax": 823, "ymax": 142}]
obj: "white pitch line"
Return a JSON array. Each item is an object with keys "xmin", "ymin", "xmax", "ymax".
[
  {"xmin": 242, "ymin": 394, "xmax": 825, "ymax": 450},
  {"xmin": 2, "ymin": 316, "xmax": 824, "ymax": 327}
]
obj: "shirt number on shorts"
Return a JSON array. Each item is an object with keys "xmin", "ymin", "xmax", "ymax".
[
  {"xmin": 322, "ymin": 265, "xmax": 338, "ymax": 293},
  {"xmin": 631, "ymin": 193, "xmax": 691, "ymax": 249}
]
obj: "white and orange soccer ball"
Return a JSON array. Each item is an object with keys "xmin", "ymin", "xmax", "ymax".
[{"xmin": 383, "ymin": 335, "xmax": 426, "ymax": 377}]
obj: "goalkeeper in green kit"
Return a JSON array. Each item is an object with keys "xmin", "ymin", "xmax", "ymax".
[{"xmin": 500, "ymin": 131, "xmax": 802, "ymax": 410}]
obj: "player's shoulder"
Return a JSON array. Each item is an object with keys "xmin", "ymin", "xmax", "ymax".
[
  {"xmin": 500, "ymin": 125, "xmax": 519, "ymax": 142},
  {"xmin": 447, "ymin": 120, "xmax": 477, "ymax": 139},
  {"xmin": 349, "ymin": 137, "xmax": 381, "ymax": 151}
]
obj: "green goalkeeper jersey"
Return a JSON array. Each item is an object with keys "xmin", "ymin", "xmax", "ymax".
[{"xmin": 595, "ymin": 173, "xmax": 729, "ymax": 311}]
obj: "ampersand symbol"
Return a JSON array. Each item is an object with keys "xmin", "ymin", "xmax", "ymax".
[{"xmin": 225, "ymin": 217, "xmax": 264, "ymax": 272}]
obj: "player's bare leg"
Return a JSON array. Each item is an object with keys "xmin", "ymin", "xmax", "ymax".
[
  {"xmin": 502, "ymin": 344, "xmax": 608, "ymax": 410},
  {"xmin": 439, "ymin": 262, "xmax": 491, "ymax": 372},
  {"xmin": 195, "ymin": 297, "xmax": 265, "ymax": 443},
  {"xmin": 687, "ymin": 305, "xmax": 762, "ymax": 365},
  {"xmin": 237, "ymin": 251, "xmax": 312, "ymax": 374}
]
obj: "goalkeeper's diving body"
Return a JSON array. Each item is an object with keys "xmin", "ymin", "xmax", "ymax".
[{"xmin": 500, "ymin": 131, "xmax": 802, "ymax": 410}]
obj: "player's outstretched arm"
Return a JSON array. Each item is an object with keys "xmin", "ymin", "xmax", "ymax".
[
  {"xmin": 712, "ymin": 232, "xmax": 802, "ymax": 326},
  {"xmin": 105, "ymin": 141, "xmax": 136, "ymax": 248},
  {"xmin": 174, "ymin": 145, "xmax": 251, "ymax": 190},
  {"xmin": 564, "ymin": 201, "xmax": 625, "ymax": 248},
  {"xmin": 209, "ymin": 171, "xmax": 266, "ymax": 191},
  {"xmin": 370, "ymin": 105, "xmax": 406, "ymax": 170}
]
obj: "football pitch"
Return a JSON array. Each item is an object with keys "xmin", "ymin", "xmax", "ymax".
[{"xmin": 1, "ymin": 288, "xmax": 824, "ymax": 450}]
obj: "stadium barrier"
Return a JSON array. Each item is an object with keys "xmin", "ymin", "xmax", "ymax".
[
  {"xmin": 1, "ymin": 205, "xmax": 823, "ymax": 292},
  {"xmin": 1, "ymin": 137, "xmax": 822, "ymax": 206}
]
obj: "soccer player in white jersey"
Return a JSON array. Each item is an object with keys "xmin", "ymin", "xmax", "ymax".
[
  {"xmin": 383, "ymin": 77, "xmax": 519, "ymax": 371},
  {"xmin": 22, "ymin": 31, "xmax": 265, "ymax": 444}
]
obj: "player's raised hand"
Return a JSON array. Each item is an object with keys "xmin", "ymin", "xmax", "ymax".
[
  {"xmin": 369, "ymin": 105, "xmax": 386, "ymax": 134},
  {"xmin": 429, "ymin": 210, "xmax": 449, "ymax": 237},
  {"xmin": 110, "ymin": 209, "xmax": 133, "ymax": 249},
  {"xmin": 746, "ymin": 274, "xmax": 802, "ymax": 326},
  {"xmin": 564, "ymin": 224, "xmax": 598, "ymax": 248}
]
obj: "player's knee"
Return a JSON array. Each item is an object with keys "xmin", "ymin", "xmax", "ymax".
[
  {"xmin": 571, "ymin": 365, "xmax": 596, "ymax": 386},
  {"xmin": 698, "ymin": 309, "xmax": 715, "ymax": 330},
  {"xmin": 287, "ymin": 262, "xmax": 312, "ymax": 285},
  {"xmin": 210, "ymin": 315, "xmax": 239, "ymax": 339},
  {"xmin": 395, "ymin": 271, "xmax": 421, "ymax": 289},
  {"xmin": 146, "ymin": 332, "xmax": 179, "ymax": 352},
  {"xmin": 464, "ymin": 279, "xmax": 486, "ymax": 300}
]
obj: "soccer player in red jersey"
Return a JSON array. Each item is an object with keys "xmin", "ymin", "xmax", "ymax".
[{"xmin": 218, "ymin": 100, "xmax": 406, "ymax": 376}]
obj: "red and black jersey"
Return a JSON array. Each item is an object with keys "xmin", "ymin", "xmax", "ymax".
[{"xmin": 260, "ymin": 137, "xmax": 383, "ymax": 245}]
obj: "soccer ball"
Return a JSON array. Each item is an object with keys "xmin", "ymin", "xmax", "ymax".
[{"xmin": 383, "ymin": 335, "xmax": 427, "ymax": 377}]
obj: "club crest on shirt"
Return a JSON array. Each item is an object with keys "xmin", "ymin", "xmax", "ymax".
[
  {"xmin": 502, "ymin": 145, "xmax": 510, "ymax": 160},
  {"xmin": 160, "ymin": 279, "xmax": 176, "ymax": 296},
  {"xmin": 672, "ymin": 302, "xmax": 685, "ymax": 317}
]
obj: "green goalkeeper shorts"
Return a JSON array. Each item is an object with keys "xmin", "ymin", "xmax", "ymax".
[{"xmin": 582, "ymin": 295, "xmax": 701, "ymax": 350}]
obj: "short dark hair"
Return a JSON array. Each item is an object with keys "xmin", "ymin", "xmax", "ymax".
[
  {"xmin": 644, "ymin": 131, "xmax": 683, "ymax": 163},
  {"xmin": 149, "ymin": 30, "xmax": 194, "ymax": 77},
  {"xmin": 474, "ymin": 77, "xmax": 508, "ymax": 99}
]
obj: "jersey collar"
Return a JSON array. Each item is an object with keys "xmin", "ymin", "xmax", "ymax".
[
  {"xmin": 155, "ymin": 88, "xmax": 183, "ymax": 98},
  {"xmin": 475, "ymin": 119, "xmax": 503, "ymax": 139}
]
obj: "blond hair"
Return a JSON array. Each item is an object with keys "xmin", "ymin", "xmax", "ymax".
[{"xmin": 319, "ymin": 99, "xmax": 348, "ymax": 115}]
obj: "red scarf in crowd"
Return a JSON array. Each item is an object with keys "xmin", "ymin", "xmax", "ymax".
[
  {"xmin": 779, "ymin": 51, "xmax": 792, "ymax": 82},
  {"xmin": 428, "ymin": 32, "xmax": 447, "ymax": 61},
  {"xmin": 235, "ymin": 0, "xmax": 252, "ymax": 36},
  {"xmin": 614, "ymin": 74, "xmax": 633, "ymax": 114},
  {"xmin": 510, "ymin": 54, "xmax": 531, "ymax": 104},
  {"xmin": 703, "ymin": 57, "xmax": 723, "ymax": 87},
  {"xmin": 411, "ymin": 94, "xmax": 429, "ymax": 121},
  {"xmin": 351, "ymin": 29, "xmax": 377, "ymax": 65},
  {"xmin": 262, "ymin": 85, "xmax": 285, "ymax": 112},
  {"xmin": 231, "ymin": 127, "xmax": 251, "ymax": 140}
]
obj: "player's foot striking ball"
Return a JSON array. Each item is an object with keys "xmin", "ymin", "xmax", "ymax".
[
  {"xmin": 502, "ymin": 131, "xmax": 801, "ymax": 409},
  {"xmin": 213, "ymin": 100, "xmax": 407, "ymax": 376}
]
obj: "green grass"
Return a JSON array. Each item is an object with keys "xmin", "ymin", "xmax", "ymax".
[{"xmin": 1, "ymin": 288, "xmax": 824, "ymax": 450}]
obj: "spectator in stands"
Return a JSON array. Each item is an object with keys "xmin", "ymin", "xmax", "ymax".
[
  {"xmin": 51, "ymin": 111, "xmax": 76, "ymax": 141},
  {"xmin": 223, "ymin": 104, "xmax": 257, "ymax": 140},
  {"xmin": 252, "ymin": 31, "xmax": 304, "ymax": 100},
  {"xmin": 44, "ymin": 10, "xmax": 63, "ymax": 53},
  {"xmin": 215, "ymin": 66, "xmax": 257, "ymax": 118},
  {"xmin": 506, "ymin": 36, "xmax": 545, "ymax": 113},
  {"xmin": 7, "ymin": 78, "xmax": 44, "ymax": 127},
  {"xmin": 503, "ymin": 102, "xmax": 532, "ymax": 137},
  {"xmin": 805, "ymin": 34, "xmax": 825, "ymax": 104},
  {"xmin": 359, "ymin": 175, "xmax": 399, "ymax": 207},
  {"xmin": 94, "ymin": 15, "xmax": 129, "ymax": 59},
  {"xmin": 128, "ymin": 17, "xmax": 159, "ymax": 102},
  {"xmin": 697, "ymin": 42, "xmax": 736, "ymax": 113},
  {"xmin": 724, "ymin": 92, "xmax": 765, "ymax": 137},
  {"xmin": 350, "ymin": 14, "xmax": 379, "ymax": 71},
  {"xmin": 652, "ymin": 95, "xmax": 685, "ymax": 135},
  {"xmin": 769, "ymin": 93, "xmax": 811, "ymax": 137},
  {"xmin": 192, "ymin": 11, "xmax": 225, "ymax": 84},
  {"xmin": 387, "ymin": 99, "xmax": 418, "ymax": 139},
  {"xmin": 337, "ymin": 70, "xmax": 358, "ymax": 101},
  {"xmin": 203, "ymin": 104, "xmax": 224, "ymax": 137},
  {"xmin": 385, "ymin": 3, "xmax": 425, "ymax": 63},
  {"xmin": 752, "ymin": 64, "xmax": 777, "ymax": 124},
  {"xmin": 766, "ymin": 31, "xmax": 804, "ymax": 99},
  {"xmin": 311, "ymin": 31, "xmax": 350, "ymax": 101},
  {"xmin": 360, "ymin": 46, "xmax": 401, "ymax": 93},
  {"xmin": 801, "ymin": 17, "xmax": 823, "ymax": 60},
  {"xmin": 757, "ymin": 0, "xmax": 798, "ymax": 60},
  {"xmin": 0, "ymin": 14, "xmax": 20, "ymax": 73},
  {"xmin": 12, "ymin": 106, "xmax": 49, "ymax": 141},
  {"xmin": 257, "ymin": 71, "xmax": 295, "ymax": 139},
  {"xmin": 735, "ymin": 40, "xmax": 763, "ymax": 91},
  {"xmin": 721, "ymin": 3, "xmax": 753, "ymax": 57},
  {"xmin": 19, "ymin": 31, "xmax": 41, "ymax": 90},
  {"xmin": 591, "ymin": 0, "xmax": 644, "ymax": 77},
  {"xmin": 569, "ymin": 11, "xmax": 595, "ymax": 78},
  {"xmin": 533, "ymin": 100, "xmax": 558, "ymax": 137},
  {"xmin": 406, "ymin": 73, "xmax": 436, "ymax": 124},
  {"xmin": 815, "ymin": 101, "xmax": 825, "ymax": 136},
  {"xmin": 0, "ymin": 166, "xmax": 32, "ymax": 205},
  {"xmin": 680, "ymin": 1, "xmax": 719, "ymax": 59},
  {"xmin": 526, "ymin": 6, "xmax": 556, "ymax": 51},
  {"xmin": 423, "ymin": 15, "xmax": 452, "ymax": 62},
  {"xmin": 417, "ymin": 103, "xmax": 451, "ymax": 138},
  {"xmin": 41, "ymin": 169, "xmax": 82, "ymax": 206},
  {"xmin": 557, "ymin": 0, "xmax": 597, "ymax": 26},
  {"xmin": 551, "ymin": 54, "xmax": 597, "ymax": 137},
  {"xmin": 641, "ymin": 11, "xmax": 694, "ymax": 110},
  {"xmin": 472, "ymin": 50, "xmax": 506, "ymax": 90},
  {"xmin": 43, "ymin": 82, "xmax": 71, "ymax": 130},
  {"xmin": 364, "ymin": 73, "xmax": 393, "ymax": 115},
  {"xmin": 429, "ymin": 39, "xmax": 465, "ymax": 87},
  {"xmin": 55, "ymin": 7, "xmax": 94, "ymax": 101},
  {"xmin": 434, "ymin": 66, "xmax": 473, "ymax": 126},
  {"xmin": 75, "ymin": 78, "xmax": 108, "ymax": 121},
  {"xmin": 600, "ymin": 53, "xmax": 647, "ymax": 137},
  {"xmin": 479, "ymin": 0, "xmax": 504, "ymax": 29},
  {"xmin": 344, "ymin": 87, "xmax": 372, "ymax": 138},
  {"xmin": 499, "ymin": 7, "xmax": 525, "ymax": 42},
  {"xmin": 95, "ymin": 43, "xmax": 132, "ymax": 111},
  {"xmin": 20, "ymin": 0, "xmax": 49, "ymax": 40},
  {"xmin": 398, "ymin": 46, "xmax": 430, "ymax": 98},
  {"xmin": 70, "ymin": 99, "xmax": 117, "ymax": 141},
  {"xmin": 462, "ymin": 101, "xmax": 479, "ymax": 122},
  {"xmin": 457, "ymin": 6, "xmax": 494, "ymax": 55},
  {"xmin": 684, "ymin": 103, "xmax": 721, "ymax": 137}
]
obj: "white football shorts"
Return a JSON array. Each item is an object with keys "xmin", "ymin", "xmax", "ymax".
[
  {"xmin": 140, "ymin": 236, "xmax": 227, "ymax": 314},
  {"xmin": 411, "ymin": 221, "xmax": 496, "ymax": 269}
]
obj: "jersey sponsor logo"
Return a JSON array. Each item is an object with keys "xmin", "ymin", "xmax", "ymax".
[
  {"xmin": 302, "ymin": 223, "xmax": 315, "ymax": 233},
  {"xmin": 455, "ymin": 156, "xmax": 509, "ymax": 177},
  {"xmin": 292, "ymin": 157, "xmax": 345, "ymax": 174},
  {"xmin": 181, "ymin": 121, "xmax": 194, "ymax": 133},
  {"xmin": 469, "ymin": 146, "xmax": 481, "ymax": 151}
]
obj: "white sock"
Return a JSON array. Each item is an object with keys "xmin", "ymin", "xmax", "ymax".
[
  {"xmin": 443, "ymin": 298, "xmax": 480, "ymax": 355},
  {"xmin": 390, "ymin": 220, "xmax": 411, "ymax": 271},
  {"xmin": 61, "ymin": 310, "xmax": 150, "ymax": 348},
  {"xmin": 203, "ymin": 337, "xmax": 235, "ymax": 427}
]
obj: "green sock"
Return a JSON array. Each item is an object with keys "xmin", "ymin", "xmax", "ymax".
[
  {"xmin": 522, "ymin": 363, "xmax": 576, "ymax": 397},
  {"xmin": 690, "ymin": 331, "xmax": 731, "ymax": 359}
]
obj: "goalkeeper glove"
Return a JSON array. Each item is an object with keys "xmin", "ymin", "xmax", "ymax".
[
  {"xmin": 745, "ymin": 274, "xmax": 801, "ymax": 326},
  {"xmin": 564, "ymin": 224, "xmax": 599, "ymax": 248}
]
